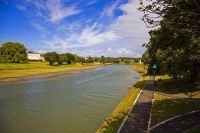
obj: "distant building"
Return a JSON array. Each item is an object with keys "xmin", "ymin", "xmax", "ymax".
[{"xmin": 27, "ymin": 51, "xmax": 45, "ymax": 61}]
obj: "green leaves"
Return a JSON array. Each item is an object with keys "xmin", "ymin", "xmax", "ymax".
[
  {"xmin": 44, "ymin": 52, "xmax": 59, "ymax": 65},
  {"xmin": 140, "ymin": 0, "xmax": 200, "ymax": 88},
  {"xmin": 0, "ymin": 42, "xmax": 27, "ymax": 63}
]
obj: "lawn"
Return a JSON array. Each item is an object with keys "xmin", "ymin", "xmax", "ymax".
[
  {"xmin": 186, "ymin": 126, "xmax": 200, "ymax": 133},
  {"xmin": 151, "ymin": 94, "xmax": 200, "ymax": 127},
  {"xmin": 156, "ymin": 75, "xmax": 200, "ymax": 98}
]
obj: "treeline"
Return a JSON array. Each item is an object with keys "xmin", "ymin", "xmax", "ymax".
[
  {"xmin": 43, "ymin": 52, "xmax": 141, "ymax": 65},
  {"xmin": 139, "ymin": 0, "xmax": 200, "ymax": 87},
  {"xmin": 0, "ymin": 42, "xmax": 141, "ymax": 65}
]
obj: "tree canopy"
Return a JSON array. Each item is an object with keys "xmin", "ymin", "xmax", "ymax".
[
  {"xmin": 0, "ymin": 42, "xmax": 27, "ymax": 63},
  {"xmin": 139, "ymin": 0, "xmax": 200, "ymax": 87},
  {"xmin": 44, "ymin": 52, "xmax": 59, "ymax": 65}
]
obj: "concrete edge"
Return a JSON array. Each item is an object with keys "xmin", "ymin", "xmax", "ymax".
[
  {"xmin": 117, "ymin": 76, "xmax": 150, "ymax": 133},
  {"xmin": 148, "ymin": 95, "xmax": 155, "ymax": 131},
  {"xmin": 149, "ymin": 110, "xmax": 200, "ymax": 131}
]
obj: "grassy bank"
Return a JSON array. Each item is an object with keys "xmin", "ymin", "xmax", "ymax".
[
  {"xmin": 186, "ymin": 126, "xmax": 200, "ymax": 133},
  {"xmin": 151, "ymin": 94, "xmax": 200, "ymax": 127},
  {"xmin": 156, "ymin": 75, "xmax": 200, "ymax": 98},
  {"xmin": 0, "ymin": 62, "xmax": 102, "ymax": 80},
  {"xmin": 96, "ymin": 64, "xmax": 148, "ymax": 133},
  {"xmin": 151, "ymin": 75, "xmax": 200, "ymax": 127}
]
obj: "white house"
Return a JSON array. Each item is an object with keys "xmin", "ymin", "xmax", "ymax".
[{"xmin": 27, "ymin": 51, "xmax": 44, "ymax": 61}]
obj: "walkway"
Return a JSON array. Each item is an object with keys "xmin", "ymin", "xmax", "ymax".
[
  {"xmin": 149, "ymin": 110, "xmax": 200, "ymax": 133},
  {"xmin": 118, "ymin": 76, "xmax": 200, "ymax": 133},
  {"xmin": 118, "ymin": 76, "xmax": 154, "ymax": 133}
]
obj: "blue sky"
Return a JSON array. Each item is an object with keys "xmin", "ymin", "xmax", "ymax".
[{"xmin": 0, "ymin": 0, "xmax": 150, "ymax": 57}]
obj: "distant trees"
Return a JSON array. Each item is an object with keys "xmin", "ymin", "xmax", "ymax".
[
  {"xmin": 0, "ymin": 42, "xmax": 27, "ymax": 63},
  {"xmin": 0, "ymin": 41, "xmax": 142, "ymax": 66}
]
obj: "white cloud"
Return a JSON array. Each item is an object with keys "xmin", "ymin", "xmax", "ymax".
[
  {"xmin": 16, "ymin": 0, "xmax": 150, "ymax": 57},
  {"xmin": 117, "ymin": 48, "xmax": 134, "ymax": 55},
  {"xmin": 16, "ymin": 5, "xmax": 27, "ymax": 11},
  {"xmin": 46, "ymin": 0, "xmax": 81, "ymax": 22},
  {"xmin": 43, "ymin": 25, "xmax": 120, "ymax": 52},
  {"xmin": 86, "ymin": 0, "xmax": 98, "ymax": 6},
  {"xmin": 111, "ymin": 0, "xmax": 149, "ymax": 38},
  {"xmin": 101, "ymin": 0, "xmax": 121, "ymax": 18},
  {"xmin": 29, "ymin": 22, "xmax": 49, "ymax": 34}
]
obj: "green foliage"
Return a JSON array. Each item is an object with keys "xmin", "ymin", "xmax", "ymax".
[
  {"xmin": 124, "ymin": 59, "xmax": 131, "ymax": 64},
  {"xmin": 99, "ymin": 55, "xmax": 106, "ymax": 64},
  {"xmin": 113, "ymin": 58, "xmax": 120, "ymax": 63},
  {"xmin": 58, "ymin": 54, "xmax": 68, "ymax": 65},
  {"xmin": 139, "ymin": 0, "xmax": 200, "ymax": 88},
  {"xmin": 86, "ymin": 56, "xmax": 94, "ymax": 63},
  {"xmin": 44, "ymin": 52, "xmax": 59, "ymax": 65},
  {"xmin": 65, "ymin": 53, "xmax": 75, "ymax": 64},
  {"xmin": 0, "ymin": 42, "xmax": 27, "ymax": 63},
  {"xmin": 151, "ymin": 95, "xmax": 200, "ymax": 127}
]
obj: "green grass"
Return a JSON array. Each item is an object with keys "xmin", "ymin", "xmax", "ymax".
[
  {"xmin": 0, "ymin": 62, "xmax": 102, "ymax": 80},
  {"xmin": 129, "ymin": 64, "xmax": 147, "ymax": 74},
  {"xmin": 151, "ymin": 94, "xmax": 200, "ymax": 127},
  {"xmin": 186, "ymin": 126, "xmax": 200, "ymax": 133},
  {"xmin": 96, "ymin": 64, "xmax": 148, "ymax": 133},
  {"xmin": 156, "ymin": 75, "xmax": 200, "ymax": 98}
]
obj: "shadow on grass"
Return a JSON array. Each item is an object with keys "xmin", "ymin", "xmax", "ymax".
[
  {"xmin": 151, "ymin": 97, "xmax": 200, "ymax": 128},
  {"xmin": 156, "ymin": 77, "xmax": 200, "ymax": 97}
]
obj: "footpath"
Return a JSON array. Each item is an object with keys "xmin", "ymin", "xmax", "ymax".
[
  {"xmin": 118, "ymin": 76, "xmax": 154, "ymax": 133},
  {"xmin": 117, "ymin": 76, "xmax": 200, "ymax": 133}
]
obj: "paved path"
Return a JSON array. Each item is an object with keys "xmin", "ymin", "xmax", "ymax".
[
  {"xmin": 118, "ymin": 76, "xmax": 154, "ymax": 133},
  {"xmin": 149, "ymin": 111, "xmax": 200, "ymax": 133},
  {"xmin": 117, "ymin": 76, "xmax": 200, "ymax": 133}
]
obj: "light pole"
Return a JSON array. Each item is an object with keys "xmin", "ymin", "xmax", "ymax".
[
  {"xmin": 152, "ymin": 64, "xmax": 157, "ymax": 83},
  {"xmin": 152, "ymin": 64, "xmax": 157, "ymax": 94}
]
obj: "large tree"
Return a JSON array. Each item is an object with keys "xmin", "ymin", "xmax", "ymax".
[
  {"xmin": 0, "ymin": 42, "xmax": 27, "ymax": 63},
  {"xmin": 44, "ymin": 52, "xmax": 59, "ymax": 65},
  {"xmin": 65, "ymin": 53, "xmax": 75, "ymax": 64},
  {"xmin": 58, "ymin": 54, "xmax": 68, "ymax": 65},
  {"xmin": 139, "ymin": 0, "xmax": 200, "ymax": 87}
]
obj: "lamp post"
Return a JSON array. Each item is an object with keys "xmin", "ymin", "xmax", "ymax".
[
  {"xmin": 152, "ymin": 64, "xmax": 157, "ymax": 82},
  {"xmin": 152, "ymin": 64, "xmax": 157, "ymax": 94}
]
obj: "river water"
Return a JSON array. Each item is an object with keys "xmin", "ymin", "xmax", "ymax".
[{"xmin": 0, "ymin": 65, "xmax": 140, "ymax": 133}]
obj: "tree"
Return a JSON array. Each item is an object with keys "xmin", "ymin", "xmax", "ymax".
[
  {"xmin": 99, "ymin": 55, "xmax": 106, "ymax": 64},
  {"xmin": 86, "ymin": 56, "xmax": 94, "ymax": 64},
  {"xmin": 139, "ymin": 0, "xmax": 200, "ymax": 87},
  {"xmin": 0, "ymin": 42, "xmax": 27, "ymax": 63},
  {"xmin": 65, "ymin": 53, "xmax": 75, "ymax": 64},
  {"xmin": 58, "ymin": 54, "xmax": 68, "ymax": 65},
  {"xmin": 113, "ymin": 58, "xmax": 120, "ymax": 64},
  {"xmin": 44, "ymin": 52, "xmax": 59, "ymax": 65}
]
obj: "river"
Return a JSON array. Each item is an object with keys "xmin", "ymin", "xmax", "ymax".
[{"xmin": 0, "ymin": 65, "xmax": 140, "ymax": 133}]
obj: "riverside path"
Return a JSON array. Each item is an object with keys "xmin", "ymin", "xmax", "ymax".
[{"xmin": 118, "ymin": 76, "xmax": 154, "ymax": 133}]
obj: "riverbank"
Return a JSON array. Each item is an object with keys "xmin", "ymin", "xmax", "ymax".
[
  {"xmin": 0, "ymin": 62, "xmax": 103, "ymax": 82},
  {"xmin": 96, "ymin": 64, "xmax": 148, "ymax": 133}
]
